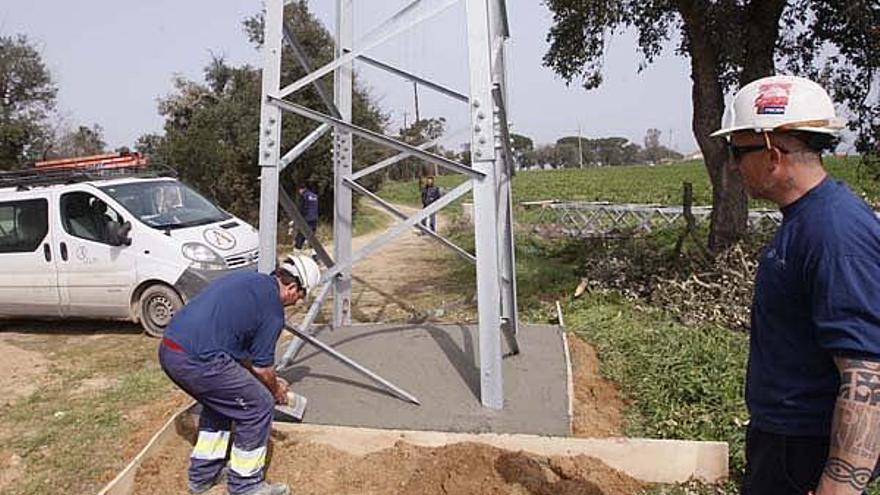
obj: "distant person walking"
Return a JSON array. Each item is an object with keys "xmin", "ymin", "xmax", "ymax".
[
  {"xmin": 294, "ymin": 184, "xmax": 318, "ymax": 251},
  {"xmin": 714, "ymin": 75, "xmax": 880, "ymax": 495},
  {"xmin": 420, "ymin": 176, "xmax": 441, "ymax": 232}
]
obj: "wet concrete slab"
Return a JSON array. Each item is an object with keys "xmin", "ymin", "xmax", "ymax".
[{"xmin": 276, "ymin": 323, "xmax": 571, "ymax": 436}]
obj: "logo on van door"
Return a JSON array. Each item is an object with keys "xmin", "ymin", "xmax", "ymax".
[{"xmin": 203, "ymin": 228, "xmax": 237, "ymax": 251}]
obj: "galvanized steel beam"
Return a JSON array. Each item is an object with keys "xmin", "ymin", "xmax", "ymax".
[
  {"xmin": 267, "ymin": 96, "xmax": 484, "ymax": 179},
  {"xmin": 343, "ymin": 177, "xmax": 476, "ymax": 264}
]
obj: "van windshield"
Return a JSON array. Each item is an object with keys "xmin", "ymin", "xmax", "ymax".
[{"xmin": 100, "ymin": 180, "xmax": 231, "ymax": 230}]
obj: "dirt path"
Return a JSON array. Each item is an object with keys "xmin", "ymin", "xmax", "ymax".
[{"xmin": 348, "ymin": 205, "xmax": 475, "ymax": 323}]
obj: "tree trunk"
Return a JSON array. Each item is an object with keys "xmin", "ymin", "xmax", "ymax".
[
  {"xmin": 740, "ymin": 0, "xmax": 788, "ymax": 84},
  {"xmin": 679, "ymin": 1, "xmax": 749, "ymax": 252}
]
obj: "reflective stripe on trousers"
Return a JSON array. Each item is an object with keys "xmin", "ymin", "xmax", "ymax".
[
  {"xmin": 158, "ymin": 345, "xmax": 275, "ymax": 495},
  {"xmin": 230, "ymin": 445, "xmax": 268, "ymax": 477},
  {"xmin": 192, "ymin": 430, "xmax": 231, "ymax": 461}
]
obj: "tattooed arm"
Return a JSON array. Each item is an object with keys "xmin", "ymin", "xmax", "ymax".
[{"xmin": 815, "ymin": 357, "xmax": 880, "ymax": 495}]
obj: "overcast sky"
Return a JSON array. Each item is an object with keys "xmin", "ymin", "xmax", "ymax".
[{"xmin": 1, "ymin": 0, "xmax": 700, "ymax": 153}]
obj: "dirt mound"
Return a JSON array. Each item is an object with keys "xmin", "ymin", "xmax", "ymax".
[{"xmin": 133, "ymin": 432, "xmax": 643, "ymax": 495}]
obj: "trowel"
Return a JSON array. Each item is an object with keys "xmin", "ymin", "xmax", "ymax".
[{"xmin": 274, "ymin": 391, "xmax": 307, "ymax": 422}]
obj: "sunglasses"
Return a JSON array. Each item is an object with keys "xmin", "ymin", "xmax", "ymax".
[
  {"xmin": 726, "ymin": 132, "xmax": 791, "ymax": 161},
  {"xmin": 727, "ymin": 142, "xmax": 768, "ymax": 160}
]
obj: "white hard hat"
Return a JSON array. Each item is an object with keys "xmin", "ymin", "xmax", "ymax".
[
  {"xmin": 278, "ymin": 254, "xmax": 321, "ymax": 295},
  {"xmin": 712, "ymin": 75, "xmax": 845, "ymax": 138}
]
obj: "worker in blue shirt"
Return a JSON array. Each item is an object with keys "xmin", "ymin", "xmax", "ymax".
[
  {"xmin": 294, "ymin": 184, "xmax": 319, "ymax": 250},
  {"xmin": 158, "ymin": 255, "xmax": 321, "ymax": 495},
  {"xmin": 714, "ymin": 75, "xmax": 880, "ymax": 495}
]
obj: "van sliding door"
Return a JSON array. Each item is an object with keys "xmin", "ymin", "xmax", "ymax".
[{"xmin": 0, "ymin": 195, "xmax": 61, "ymax": 316}]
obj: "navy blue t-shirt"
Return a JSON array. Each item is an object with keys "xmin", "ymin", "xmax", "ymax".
[
  {"xmin": 747, "ymin": 177, "xmax": 880, "ymax": 436},
  {"xmin": 299, "ymin": 190, "xmax": 319, "ymax": 222},
  {"xmin": 164, "ymin": 272, "xmax": 285, "ymax": 367}
]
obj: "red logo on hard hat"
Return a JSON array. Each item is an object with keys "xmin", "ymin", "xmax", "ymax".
[{"xmin": 755, "ymin": 82, "xmax": 792, "ymax": 115}]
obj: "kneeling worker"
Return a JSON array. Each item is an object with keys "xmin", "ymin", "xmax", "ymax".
[{"xmin": 159, "ymin": 254, "xmax": 321, "ymax": 495}]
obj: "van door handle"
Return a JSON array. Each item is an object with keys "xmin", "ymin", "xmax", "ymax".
[
  {"xmin": 43, "ymin": 243, "xmax": 51, "ymax": 262},
  {"xmin": 60, "ymin": 242, "xmax": 68, "ymax": 261}
]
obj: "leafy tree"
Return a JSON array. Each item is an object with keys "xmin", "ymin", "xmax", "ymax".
[
  {"xmin": 622, "ymin": 142, "xmax": 644, "ymax": 164},
  {"xmin": 531, "ymin": 143, "xmax": 578, "ymax": 169},
  {"xmin": 135, "ymin": 133, "xmax": 164, "ymax": 160},
  {"xmin": 642, "ymin": 128, "xmax": 683, "ymax": 164},
  {"xmin": 544, "ymin": 0, "xmax": 879, "ymax": 251},
  {"xmin": 395, "ymin": 117, "xmax": 446, "ymax": 180},
  {"xmin": 0, "ymin": 34, "xmax": 57, "ymax": 169},
  {"xmin": 152, "ymin": 2, "xmax": 386, "ymax": 224},
  {"xmin": 510, "ymin": 133, "xmax": 535, "ymax": 169},
  {"xmin": 50, "ymin": 124, "xmax": 107, "ymax": 158}
]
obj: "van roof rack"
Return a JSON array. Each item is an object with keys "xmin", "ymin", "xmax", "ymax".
[{"xmin": 0, "ymin": 160, "xmax": 178, "ymax": 191}]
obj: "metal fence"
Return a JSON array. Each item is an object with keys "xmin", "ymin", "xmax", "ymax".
[{"xmin": 521, "ymin": 201, "xmax": 783, "ymax": 238}]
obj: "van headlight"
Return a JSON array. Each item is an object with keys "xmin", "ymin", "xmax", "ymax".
[{"xmin": 182, "ymin": 243, "xmax": 226, "ymax": 271}]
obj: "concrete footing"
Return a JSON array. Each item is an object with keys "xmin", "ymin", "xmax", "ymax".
[{"xmin": 277, "ymin": 323, "xmax": 571, "ymax": 435}]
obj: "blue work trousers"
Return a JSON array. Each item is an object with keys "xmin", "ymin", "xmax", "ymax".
[
  {"xmin": 159, "ymin": 343, "xmax": 275, "ymax": 495},
  {"xmin": 294, "ymin": 220, "xmax": 318, "ymax": 249}
]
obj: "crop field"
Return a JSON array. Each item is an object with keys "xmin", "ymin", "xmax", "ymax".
[{"xmin": 378, "ymin": 155, "xmax": 880, "ymax": 208}]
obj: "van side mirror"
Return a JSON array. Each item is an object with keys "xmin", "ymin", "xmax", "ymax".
[{"xmin": 108, "ymin": 221, "xmax": 133, "ymax": 247}]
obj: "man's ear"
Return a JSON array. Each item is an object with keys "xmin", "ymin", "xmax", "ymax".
[{"xmin": 767, "ymin": 147, "xmax": 786, "ymax": 174}]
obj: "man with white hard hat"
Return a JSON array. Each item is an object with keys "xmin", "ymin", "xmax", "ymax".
[
  {"xmin": 714, "ymin": 75, "xmax": 880, "ymax": 494},
  {"xmin": 158, "ymin": 254, "xmax": 321, "ymax": 495}
]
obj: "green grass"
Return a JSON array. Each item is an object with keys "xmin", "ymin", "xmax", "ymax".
[
  {"xmin": 378, "ymin": 156, "xmax": 880, "ymax": 208},
  {"xmin": 1, "ymin": 334, "xmax": 175, "ymax": 495},
  {"xmin": 565, "ymin": 295, "xmax": 747, "ymax": 494},
  {"xmin": 352, "ymin": 201, "xmax": 393, "ymax": 236}
]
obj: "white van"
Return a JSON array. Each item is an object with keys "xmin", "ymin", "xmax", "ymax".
[{"xmin": 0, "ymin": 154, "xmax": 259, "ymax": 336}]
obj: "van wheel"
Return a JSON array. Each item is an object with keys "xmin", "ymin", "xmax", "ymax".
[{"xmin": 139, "ymin": 285, "xmax": 183, "ymax": 338}]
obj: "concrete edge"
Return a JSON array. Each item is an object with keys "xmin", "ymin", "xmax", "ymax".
[
  {"xmin": 560, "ymin": 329, "xmax": 574, "ymax": 435},
  {"xmin": 99, "ymin": 406, "xmax": 729, "ymax": 494},
  {"xmin": 275, "ymin": 423, "xmax": 729, "ymax": 485},
  {"xmin": 97, "ymin": 401, "xmax": 197, "ymax": 495}
]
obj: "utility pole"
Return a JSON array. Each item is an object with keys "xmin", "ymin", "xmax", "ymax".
[
  {"xmin": 577, "ymin": 123, "xmax": 584, "ymax": 169},
  {"xmin": 413, "ymin": 80, "xmax": 421, "ymax": 122}
]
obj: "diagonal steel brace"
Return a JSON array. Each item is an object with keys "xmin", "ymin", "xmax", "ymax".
[
  {"xmin": 276, "ymin": 281, "xmax": 333, "ymax": 369},
  {"xmin": 343, "ymin": 177, "xmax": 476, "ymax": 263},
  {"xmin": 282, "ymin": 22, "xmax": 341, "ymax": 118},
  {"xmin": 282, "ymin": 323, "xmax": 421, "ymax": 405},
  {"xmin": 267, "ymin": 96, "xmax": 484, "ymax": 179},
  {"xmin": 278, "ymin": 188, "xmax": 334, "ymax": 267},
  {"xmin": 279, "ymin": 0, "xmax": 461, "ymax": 99},
  {"xmin": 349, "ymin": 126, "xmax": 468, "ymax": 182},
  {"xmin": 320, "ymin": 179, "xmax": 474, "ymax": 284}
]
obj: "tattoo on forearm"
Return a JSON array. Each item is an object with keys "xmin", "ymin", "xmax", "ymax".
[
  {"xmin": 839, "ymin": 359, "xmax": 880, "ymax": 405},
  {"xmin": 831, "ymin": 401, "xmax": 880, "ymax": 459},
  {"xmin": 825, "ymin": 358, "xmax": 880, "ymax": 489},
  {"xmin": 823, "ymin": 457, "xmax": 873, "ymax": 491}
]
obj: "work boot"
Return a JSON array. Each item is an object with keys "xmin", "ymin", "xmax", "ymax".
[
  {"xmin": 239, "ymin": 482, "xmax": 290, "ymax": 495},
  {"xmin": 189, "ymin": 467, "xmax": 227, "ymax": 494}
]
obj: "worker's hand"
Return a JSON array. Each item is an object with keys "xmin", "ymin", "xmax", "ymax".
[{"xmin": 274, "ymin": 377, "xmax": 289, "ymax": 405}]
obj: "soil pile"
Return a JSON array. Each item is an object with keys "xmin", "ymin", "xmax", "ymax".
[{"xmin": 134, "ymin": 431, "xmax": 643, "ymax": 495}]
